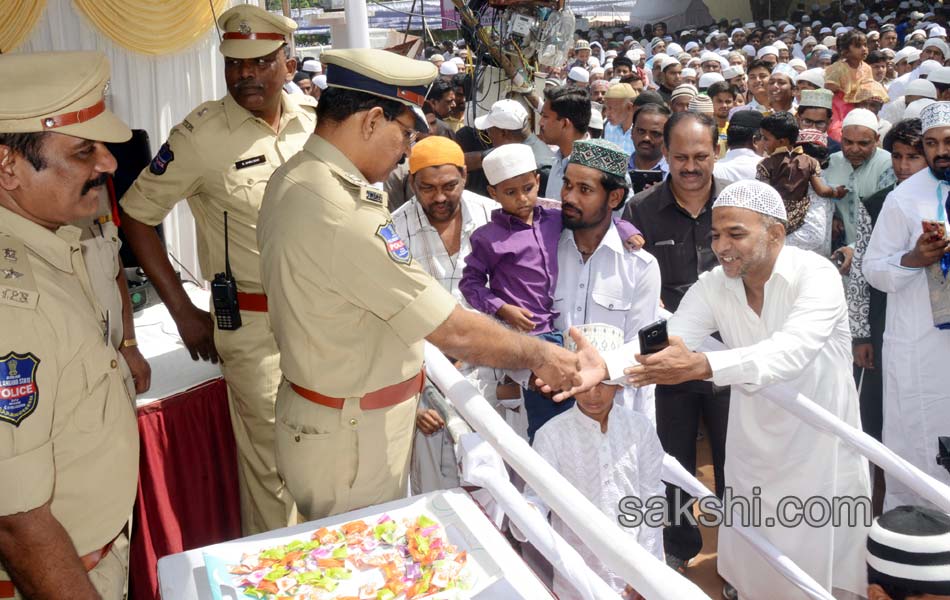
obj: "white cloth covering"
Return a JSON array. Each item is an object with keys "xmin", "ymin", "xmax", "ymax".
[
  {"xmin": 861, "ymin": 168, "xmax": 950, "ymax": 510},
  {"xmin": 605, "ymin": 246, "xmax": 870, "ymax": 599},
  {"xmin": 553, "ymin": 224, "xmax": 662, "ymax": 421},
  {"xmin": 713, "ymin": 148, "xmax": 763, "ymax": 184},
  {"xmin": 524, "ymin": 404, "xmax": 666, "ymax": 600}
]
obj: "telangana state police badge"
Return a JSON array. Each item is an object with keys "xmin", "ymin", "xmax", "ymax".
[
  {"xmin": 0, "ymin": 352, "xmax": 39, "ymax": 426},
  {"xmin": 375, "ymin": 221, "xmax": 412, "ymax": 265}
]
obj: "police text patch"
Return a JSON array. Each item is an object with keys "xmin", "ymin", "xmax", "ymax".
[
  {"xmin": 149, "ymin": 142, "xmax": 174, "ymax": 176},
  {"xmin": 235, "ymin": 155, "xmax": 267, "ymax": 170},
  {"xmin": 375, "ymin": 221, "xmax": 412, "ymax": 265},
  {"xmin": 0, "ymin": 352, "xmax": 40, "ymax": 426}
]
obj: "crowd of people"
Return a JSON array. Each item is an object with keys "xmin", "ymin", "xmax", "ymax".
[{"xmin": 2, "ymin": 1, "xmax": 950, "ymax": 599}]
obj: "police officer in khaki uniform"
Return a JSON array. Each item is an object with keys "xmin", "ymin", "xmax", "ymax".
[
  {"xmin": 75, "ymin": 190, "xmax": 151, "ymax": 398},
  {"xmin": 120, "ymin": 5, "xmax": 314, "ymax": 534},
  {"xmin": 258, "ymin": 48, "xmax": 586, "ymax": 521},
  {"xmin": 0, "ymin": 51, "xmax": 139, "ymax": 599}
]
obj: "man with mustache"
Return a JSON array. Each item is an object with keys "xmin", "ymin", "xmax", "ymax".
[
  {"xmin": 622, "ymin": 111, "xmax": 731, "ymax": 576},
  {"xmin": 389, "ymin": 136, "xmax": 499, "ymax": 492},
  {"xmin": 0, "ymin": 50, "xmax": 139, "ymax": 599},
  {"xmin": 119, "ymin": 4, "xmax": 316, "ymax": 535},
  {"xmin": 629, "ymin": 102, "xmax": 671, "ymax": 177},
  {"xmin": 863, "ymin": 101, "xmax": 950, "ymax": 510},
  {"xmin": 552, "ymin": 180, "xmax": 870, "ymax": 600},
  {"xmin": 555, "ymin": 139, "xmax": 661, "ymax": 419},
  {"xmin": 258, "ymin": 50, "xmax": 584, "ymax": 521}
]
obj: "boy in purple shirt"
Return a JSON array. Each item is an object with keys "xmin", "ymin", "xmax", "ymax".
[{"xmin": 460, "ymin": 142, "xmax": 641, "ymax": 439}]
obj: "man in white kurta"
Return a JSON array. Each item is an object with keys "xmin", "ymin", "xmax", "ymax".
[
  {"xmin": 557, "ymin": 181, "xmax": 870, "ymax": 599},
  {"xmin": 862, "ymin": 101, "xmax": 950, "ymax": 510},
  {"xmin": 554, "ymin": 156, "xmax": 662, "ymax": 422}
]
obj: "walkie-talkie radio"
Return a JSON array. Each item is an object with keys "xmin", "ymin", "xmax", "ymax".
[{"xmin": 212, "ymin": 211, "xmax": 242, "ymax": 331}]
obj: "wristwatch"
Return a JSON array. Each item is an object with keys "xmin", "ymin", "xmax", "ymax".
[{"xmin": 120, "ymin": 338, "xmax": 138, "ymax": 349}]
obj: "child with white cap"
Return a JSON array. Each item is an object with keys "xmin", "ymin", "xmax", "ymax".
[
  {"xmin": 523, "ymin": 323, "xmax": 666, "ymax": 600},
  {"xmin": 459, "ymin": 142, "xmax": 641, "ymax": 440}
]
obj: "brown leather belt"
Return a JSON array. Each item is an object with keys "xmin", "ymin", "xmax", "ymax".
[
  {"xmin": 290, "ymin": 369, "xmax": 425, "ymax": 411},
  {"xmin": 236, "ymin": 291, "xmax": 268, "ymax": 312},
  {"xmin": 0, "ymin": 535, "xmax": 117, "ymax": 597}
]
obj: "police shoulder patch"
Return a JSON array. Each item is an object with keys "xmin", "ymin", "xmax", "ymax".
[
  {"xmin": 375, "ymin": 221, "xmax": 412, "ymax": 265},
  {"xmin": 360, "ymin": 186, "xmax": 387, "ymax": 205},
  {"xmin": 149, "ymin": 142, "xmax": 174, "ymax": 176},
  {"xmin": 0, "ymin": 352, "xmax": 40, "ymax": 427}
]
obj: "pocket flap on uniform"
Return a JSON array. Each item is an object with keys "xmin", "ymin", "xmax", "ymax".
[{"xmin": 591, "ymin": 290, "xmax": 631, "ymax": 311}]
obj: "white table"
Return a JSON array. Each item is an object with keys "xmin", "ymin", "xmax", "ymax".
[
  {"xmin": 157, "ymin": 489, "xmax": 554, "ymax": 600},
  {"xmin": 133, "ymin": 283, "xmax": 222, "ymax": 406}
]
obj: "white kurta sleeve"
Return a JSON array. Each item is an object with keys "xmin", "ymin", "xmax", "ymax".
[
  {"xmin": 863, "ymin": 191, "xmax": 922, "ymax": 293},
  {"xmin": 699, "ymin": 263, "xmax": 845, "ymax": 388}
]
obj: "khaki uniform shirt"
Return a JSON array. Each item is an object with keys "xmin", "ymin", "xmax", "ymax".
[
  {"xmin": 75, "ymin": 190, "xmax": 124, "ymax": 348},
  {"xmin": 0, "ymin": 207, "xmax": 138, "ymax": 564},
  {"xmin": 120, "ymin": 92, "xmax": 317, "ymax": 293},
  {"xmin": 258, "ymin": 135, "xmax": 457, "ymax": 398}
]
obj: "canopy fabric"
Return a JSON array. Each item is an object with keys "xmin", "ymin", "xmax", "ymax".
[
  {"xmin": 0, "ymin": 0, "xmax": 46, "ymax": 53},
  {"xmin": 73, "ymin": 0, "xmax": 229, "ymax": 56}
]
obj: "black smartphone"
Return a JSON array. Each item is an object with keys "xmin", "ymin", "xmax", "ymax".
[
  {"xmin": 630, "ymin": 169, "xmax": 664, "ymax": 193},
  {"xmin": 638, "ymin": 319, "xmax": 669, "ymax": 355}
]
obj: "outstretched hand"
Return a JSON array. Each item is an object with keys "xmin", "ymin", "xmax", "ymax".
[
  {"xmin": 623, "ymin": 336, "xmax": 711, "ymax": 387},
  {"xmin": 535, "ymin": 327, "xmax": 608, "ymax": 401}
]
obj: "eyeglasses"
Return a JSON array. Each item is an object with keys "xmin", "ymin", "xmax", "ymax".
[{"xmin": 392, "ymin": 116, "xmax": 419, "ymax": 146}]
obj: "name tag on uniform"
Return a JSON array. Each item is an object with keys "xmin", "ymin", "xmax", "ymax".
[{"xmin": 235, "ymin": 155, "xmax": 266, "ymax": 170}]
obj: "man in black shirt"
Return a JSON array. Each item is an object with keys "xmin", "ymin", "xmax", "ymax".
[{"xmin": 623, "ymin": 111, "xmax": 730, "ymax": 574}]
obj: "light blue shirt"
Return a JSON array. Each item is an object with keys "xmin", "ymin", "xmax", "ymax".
[{"xmin": 604, "ymin": 122, "xmax": 636, "ymax": 156}]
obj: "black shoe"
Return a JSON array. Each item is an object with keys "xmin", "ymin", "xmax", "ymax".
[{"xmin": 722, "ymin": 583, "xmax": 739, "ymax": 600}]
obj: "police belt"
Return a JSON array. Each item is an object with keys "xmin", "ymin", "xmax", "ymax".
[
  {"xmin": 0, "ymin": 531, "xmax": 120, "ymax": 597},
  {"xmin": 236, "ymin": 291, "xmax": 268, "ymax": 312},
  {"xmin": 290, "ymin": 369, "xmax": 425, "ymax": 411}
]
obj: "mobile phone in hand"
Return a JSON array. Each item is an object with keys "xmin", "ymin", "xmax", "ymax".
[{"xmin": 638, "ymin": 319, "xmax": 669, "ymax": 355}]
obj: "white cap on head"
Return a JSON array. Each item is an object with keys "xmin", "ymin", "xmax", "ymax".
[
  {"xmin": 742, "ymin": 44, "xmax": 757, "ymax": 57},
  {"xmin": 301, "ymin": 59, "xmax": 322, "ymax": 74},
  {"xmin": 698, "ymin": 72, "xmax": 725, "ymax": 88},
  {"xmin": 700, "ymin": 51, "xmax": 720, "ymax": 64},
  {"xmin": 685, "ymin": 41, "xmax": 700, "ymax": 52},
  {"xmin": 568, "ymin": 66, "xmax": 590, "ymax": 83},
  {"xmin": 920, "ymin": 59, "xmax": 945, "ymax": 76},
  {"xmin": 474, "ymin": 99, "xmax": 529, "ymax": 131},
  {"xmin": 841, "ymin": 107, "xmax": 879, "ymax": 132},
  {"xmin": 894, "ymin": 46, "xmax": 922, "ymax": 64},
  {"xmin": 771, "ymin": 63, "xmax": 797, "ymax": 79},
  {"xmin": 313, "ymin": 74, "xmax": 327, "ymax": 90},
  {"xmin": 904, "ymin": 97, "xmax": 936, "ymax": 119},
  {"xmin": 682, "ymin": 67, "xmax": 697, "ymax": 78},
  {"xmin": 919, "ymin": 101, "xmax": 950, "ymax": 133},
  {"xmin": 788, "ymin": 58, "xmax": 807, "ymax": 71},
  {"xmin": 929, "ymin": 66, "xmax": 950, "ymax": 85},
  {"xmin": 439, "ymin": 61, "xmax": 459, "ymax": 76},
  {"xmin": 924, "ymin": 38, "xmax": 950, "ymax": 59},
  {"xmin": 563, "ymin": 323, "xmax": 625, "ymax": 353},
  {"xmin": 483, "ymin": 143, "xmax": 537, "ymax": 186},
  {"xmin": 723, "ymin": 65, "xmax": 744, "ymax": 79},
  {"xmin": 756, "ymin": 45, "xmax": 779, "ymax": 59},
  {"xmin": 773, "ymin": 40, "xmax": 788, "ymax": 50},
  {"xmin": 907, "ymin": 78, "xmax": 938, "ymax": 99},
  {"xmin": 589, "ymin": 109, "xmax": 604, "ymax": 130},
  {"xmin": 713, "ymin": 180, "xmax": 787, "ymax": 221}
]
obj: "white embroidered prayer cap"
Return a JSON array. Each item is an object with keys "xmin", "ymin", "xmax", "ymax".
[
  {"xmin": 483, "ymin": 143, "xmax": 537, "ymax": 186},
  {"xmin": 919, "ymin": 101, "xmax": 950, "ymax": 133},
  {"xmin": 841, "ymin": 108, "xmax": 879, "ymax": 133},
  {"xmin": 713, "ymin": 180, "xmax": 788, "ymax": 221},
  {"xmin": 563, "ymin": 323, "xmax": 625, "ymax": 353},
  {"xmin": 904, "ymin": 97, "xmax": 935, "ymax": 120}
]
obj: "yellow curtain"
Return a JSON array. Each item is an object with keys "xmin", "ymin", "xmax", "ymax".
[
  {"xmin": 0, "ymin": 0, "xmax": 47, "ymax": 53},
  {"xmin": 72, "ymin": 0, "xmax": 230, "ymax": 56}
]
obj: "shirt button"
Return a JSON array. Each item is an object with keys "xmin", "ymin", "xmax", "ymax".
[
  {"xmin": 247, "ymin": 178, "xmax": 254, "ymax": 184},
  {"xmin": 349, "ymin": 418, "xmax": 358, "ymax": 426},
  {"xmin": 579, "ymin": 283, "xmax": 585, "ymax": 288},
  {"xmin": 110, "ymin": 359, "xmax": 117, "ymax": 369},
  {"xmin": 576, "ymin": 306, "xmax": 581, "ymax": 311}
]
